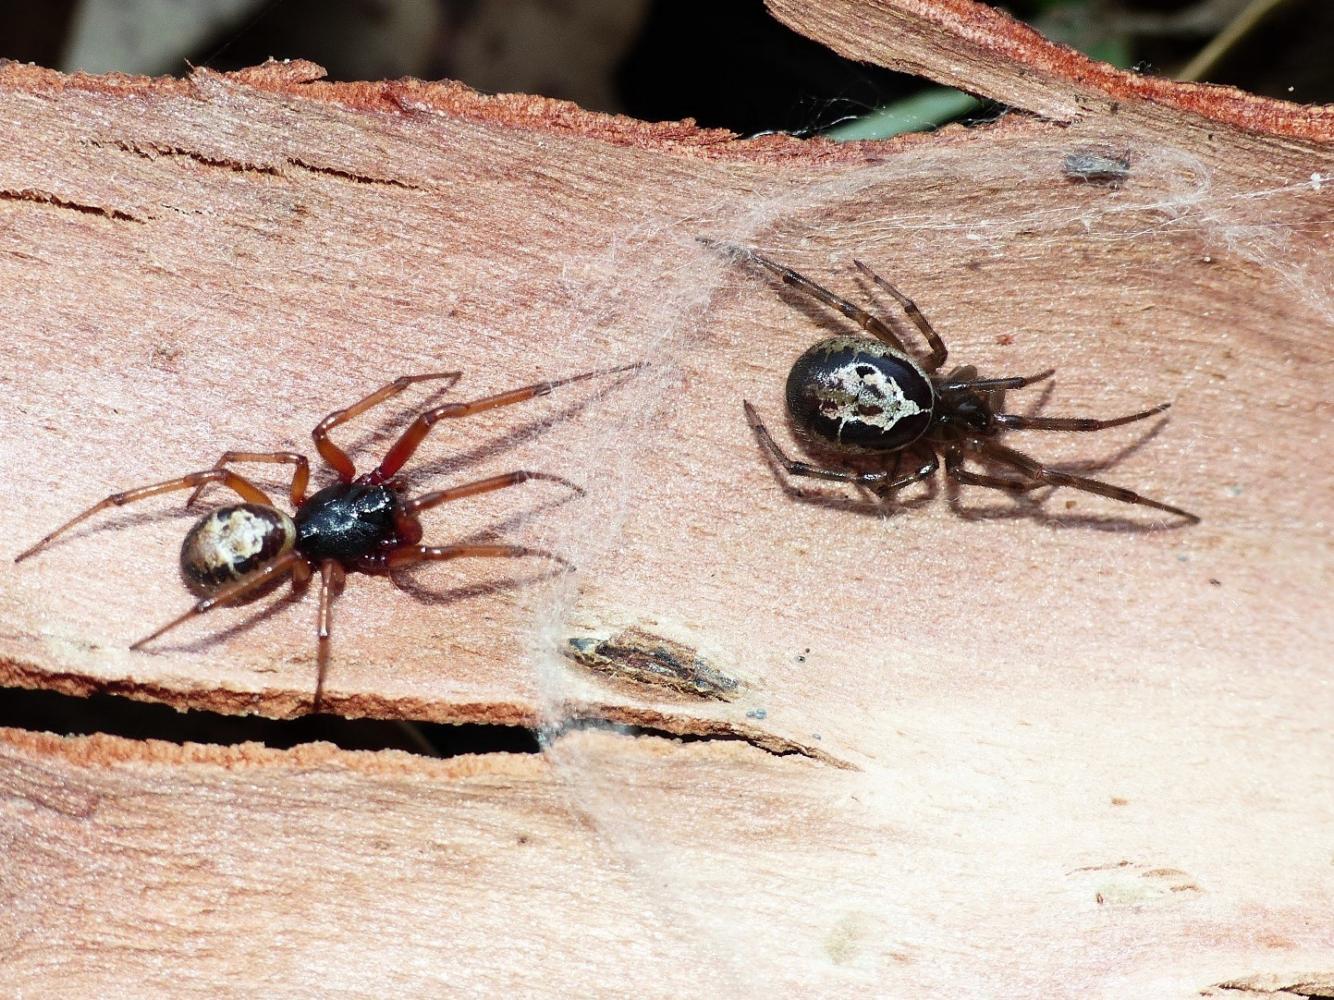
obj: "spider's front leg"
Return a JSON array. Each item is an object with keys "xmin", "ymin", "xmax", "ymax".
[
  {"xmin": 994, "ymin": 402, "xmax": 1170, "ymax": 432},
  {"xmin": 367, "ymin": 362, "xmax": 643, "ymax": 484},
  {"xmin": 403, "ymin": 470, "xmax": 583, "ymax": 516},
  {"xmin": 384, "ymin": 544, "xmax": 573, "ymax": 591},
  {"xmin": 939, "ymin": 369, "xmax": 1055, "ymax": 393},
  {"xmin": 312, "ymin": 371, "xmax": 463, "ymax": 482}
]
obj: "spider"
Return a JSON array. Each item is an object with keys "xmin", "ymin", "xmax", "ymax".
[
  {"xmin": 706, "ymin": 242, "xmax": 1198, "ymax": 523},
  {"xmin": 15, "ymin": 362, "xmax": 639, "ymax": 702}
]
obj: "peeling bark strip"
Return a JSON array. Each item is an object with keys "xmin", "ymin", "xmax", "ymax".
[
  {"xmin": 1, "ymin": 0, "xmax": 1331, "ymax": 992},
  {"xmin": 765, "ymin": 0, "xmax": 1334, "ymax": 138}
]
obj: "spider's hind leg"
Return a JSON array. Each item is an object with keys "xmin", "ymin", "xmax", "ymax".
[
  {"xmin": 744, "ymin": 401, "xmax": 890, "ymax": 487},
  {"xmin": 852, "ymin": 259, "xmax": 949, "ymax": 372},
  {"xmin": 15, "ymin": 468, "xmax": 275, "ymax": 563},
  {"xmin": 130, "ymin": 550, "xmax": 304, "ymax": 650},
  {"xmin": 746, "ymin": 402, "xmax": 939, "ymax": 495},
  {"xmin": 706, "ymin": 243, "xmax": 914, "ymax": 358}
]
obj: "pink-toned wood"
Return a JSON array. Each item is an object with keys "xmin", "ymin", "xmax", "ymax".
[{"xmin": 0, "ymin": 0, "xmax": 1330, "ymax": 993}]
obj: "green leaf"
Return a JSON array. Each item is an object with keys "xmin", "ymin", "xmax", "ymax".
[{"xmin": 823, "ymin": 88, "xmax": 980, "ymax": 141}]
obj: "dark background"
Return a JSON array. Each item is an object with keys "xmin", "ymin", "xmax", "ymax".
[{"xmin": 3, "ymin": 0, "xmax": 1330, "ymax": 139}]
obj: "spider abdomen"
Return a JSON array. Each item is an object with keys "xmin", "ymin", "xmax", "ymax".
[
  {"xmin": 180, "ymin": 504, "xmax": 296, "ymax": 596},
  {"xmin": 294, "ymin": 483, "xmax": 403, "ymax": 563},
  {"xmin": 786, "ymin": 336, "xmax": 934, "ymax": 453}
]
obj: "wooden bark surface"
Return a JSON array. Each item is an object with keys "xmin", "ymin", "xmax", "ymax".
[{"xmin": 1, "ymin": 0, "xmax": 1331, "ymax": 995}]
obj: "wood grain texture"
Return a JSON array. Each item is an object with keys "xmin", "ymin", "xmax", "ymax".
[{"xmin": 1, "ymin": 0, "xmax": 1331, "ymax": 993}]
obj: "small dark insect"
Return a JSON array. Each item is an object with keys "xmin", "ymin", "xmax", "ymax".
[
  {"xmin": 703, "ymin": 242, "xmax": 1197, "ymax": 523},
  {"xmin": 16, "ymin": 363, "xmax": 639, "ymax": 702}
]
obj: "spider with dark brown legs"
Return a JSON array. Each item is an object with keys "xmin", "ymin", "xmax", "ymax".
[
  {"xmin": 705, "ymin": 241, "xmax": 1198, "ymax": 523},
  {"xmin": 15, "ymin": 362, "xmax": 640, "ymax": 703}
]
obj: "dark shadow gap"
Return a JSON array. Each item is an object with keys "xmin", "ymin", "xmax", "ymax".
[{"xmin": 0, "ymin": 685, "xmax": 541, "ymax": 757}]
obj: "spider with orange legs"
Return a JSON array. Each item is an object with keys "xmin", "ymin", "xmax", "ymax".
[{"xmin": 16, "ymin": 363, "xmax": 640, "ymax": 705}]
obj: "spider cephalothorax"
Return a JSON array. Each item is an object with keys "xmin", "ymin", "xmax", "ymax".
[
  {"xmin": 706, "ymin": 241, "xmax": 1197, "ymax": 523},
  {"xmin": 16, "ymin": 363, "xmax": 639, "ymax": 705}
]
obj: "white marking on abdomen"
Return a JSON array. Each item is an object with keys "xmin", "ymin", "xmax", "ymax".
[{"xmin": 820, "ymin": 361, "xmax": 925, "ymax": 440}]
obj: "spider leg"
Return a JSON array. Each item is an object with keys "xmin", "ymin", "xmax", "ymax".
[
  {"xmin": 882, "ymin": 449, "xmax": 907, "ymax": 485},
  {"xmin": 967, "ymin": 437, "xmax": 1199, "ymax": 521},
  {"xmin": 940, "ymin": 369, "xmax": 1055, "ymax": 393},
  {"xmin": 386, "ymin": 543, "xmax": 572, "ymax": 573},
  {"xmin": 744, "ymin": 401, "xmax": 891, "ymax": 486},
  {"xmin": 185, "ymin": 451, "xmax": 311, "ymax": 508},
  {"xmin": 369, "ymin": 362, "xmax": 642, "ymax": 484},
  {"xmin": 403, "ymin": 470, "xmax": 583, "ymax": 516},
  {"xmin": 312, "ymin": 559, "xmax": 345, "ymax": 713},
  {"xmin": 852, "ymin": 259, "xmax": 948, "ymax": 371},
  {"xmin": 877, "ymin": 444, "xmax": 939, "ymax": 493},
  {"xmin": 129, "ymin": 550, "xmax": 304, "ymax": 649},
  {"xmin": 702, "ymin": 241, "xmax": 913, "ymax": 357},
  {"xmin": 313, "ymin": 372, "xmax": 463, "ymax": 482},
  {"xmin": 994, "ymin": 402, "xmax": 1170, "ymax": 431},
  {"xmin": 15, "ymin": 469, "xmax": 275, "ymax": 563},
  {"xmin": 943, "ymin": 444, "xmax": 1045, "ymax": 493}
]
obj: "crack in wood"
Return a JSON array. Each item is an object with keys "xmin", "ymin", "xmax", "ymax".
[
  {"xmin": 556, "ymin": 703, "xmax": 853, "ymax": 769},
  {"xmin": 1207, "ymin": 973, "xmax": 1334, "ymax": 998},
  {"xmin": 91, "ymin": 138, "xmax": 421, "ymax": 189},
  {"xmin": 285, "ymin": 157, "xmax": 421, "ymax": 190},
  {"xmin": 0, "ymin": 188, "xmax": 140, "ymax": 222},
  {"xmin": 92, "ymin": 138, "xmax": 282, "ymax": 176},
  {"xmin": 0, "ymin": 677, "xmax": 848, "ymax": 767}
]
